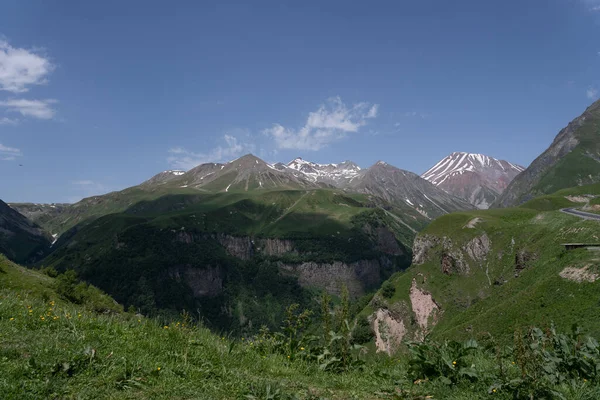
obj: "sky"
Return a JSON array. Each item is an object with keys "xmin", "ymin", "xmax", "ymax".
[{"xmin": 1, "ymin": 0, "xmax": 600, "ymax": 203}]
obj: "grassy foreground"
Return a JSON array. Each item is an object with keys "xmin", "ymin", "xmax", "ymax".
[{"xmin": 2, "ymin": 255, "xmax": 600, "ymax": 399}]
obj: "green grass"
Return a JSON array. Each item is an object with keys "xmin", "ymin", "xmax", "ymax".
[
  {"xmin": 4, "ymin": 255, "xmax": 600, "ymax": 399},
  {"xmin": 364, "ymin": 184, "xmax": 600, "ymax": 345}
]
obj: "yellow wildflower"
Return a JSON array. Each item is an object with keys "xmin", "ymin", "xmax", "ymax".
[
  {"xmin": 9, "ymin": 317, "xmax": 14, "ymax": 321},
  {"xmin": 163, "ymin": 325, "xmax": 169, "ymax": 329},
  {"xmin": 452, "ymin": 361, "xmax": 457, "ymax": 365}
]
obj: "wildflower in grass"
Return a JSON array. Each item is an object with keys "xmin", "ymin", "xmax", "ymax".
[
  {"xmin": 492, "ymin": 389, "xmax": 497, "ymax": 393},
  {"xmin": 163, "ymin": 325, "xmax": 169, "ymax": 329},
  {"xmin": 138, "ymin": 319, "xmax": 141, "ymax": 323},
  {"xmin": 40, "ymin": 317, "xmax": 45, "ymax": 321},
  {"xmin": 77, "ymin": 314, "xmax": 82, "ymax": 318},
  {"xmin": 157, "ymin": 367, "xmax": 161, "ymax": 371},
  {"xmin": 300, "ymin": 347, "xmax": 304, "ymax": 351},
  {"xmin": 28, "ymin": 309, "xmax": 33, "ymax": 314},
  {"xmin": 452, "ymin": 361, "xmax": 457, "ymax": 365},
  {"xmin": 9, "ymin": 317, "xmax": 14, "ymax": 321}
]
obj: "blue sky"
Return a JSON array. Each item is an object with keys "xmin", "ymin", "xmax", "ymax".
[{"xmin": 1, "ymin": 0, "xmax": 600, "ymax": 203}]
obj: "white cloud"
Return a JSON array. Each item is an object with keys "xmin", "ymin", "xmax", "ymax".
[
  {"xmin": 72, "ymin": 180, "xmax": 95, "ymax": 186},
  {"xmin": 0, "ymin": 143, "xmax": 22, "ymax": 161},
  {"xmin": 586, "ymin": 87, "xmax": 598, "ymax": 99},
  {"xmin": 167, "ymin": 134, "xmax": 255, "ymax": 170},
  {"xmin": 0, "ymin": 39, "xmax": 54, "ymax": 93},
  {"xmin": 0, "ymin": 116, "xmax": 18, "ymax": 125},
  {"xmin": 263, "ymin": 97, "xmax": 378, "ymax": 151},
  {"xmin": 0, "ymin": 98, "xmax": 57, "ymax": 119}
]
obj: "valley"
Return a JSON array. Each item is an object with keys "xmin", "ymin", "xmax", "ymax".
[{"xmin": 2, "ymin": 9, "xmax": 600, "ymax": 396}]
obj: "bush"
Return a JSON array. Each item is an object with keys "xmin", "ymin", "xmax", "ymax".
[
  {"xmin": 381, "ymin": 281, "xmax": 395, "ymax": 299},
  {"xmin": 352, "ymin": 316, "xmax": 373, "ymax": 345},
  {"xmin": 40, "ymin": 266, "xmax": 59, "ymax": 277},
  {"xmin": 55, "ymin": 269, "xmax": 90, "ymax": 304}
]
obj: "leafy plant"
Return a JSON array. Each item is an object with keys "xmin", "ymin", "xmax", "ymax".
[{"xmin": 407, "ymin": 338, "xmax": 480, "ymax": 385}]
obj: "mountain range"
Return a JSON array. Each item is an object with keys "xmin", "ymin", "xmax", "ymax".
[{"xmin": 2, "ymin": 98, "xmax": 600, "ymax": 338}]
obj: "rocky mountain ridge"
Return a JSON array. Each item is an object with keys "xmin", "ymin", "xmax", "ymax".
[{"xmin": 422, "ymin": 152, "xmax": 524, "ymax": 209}]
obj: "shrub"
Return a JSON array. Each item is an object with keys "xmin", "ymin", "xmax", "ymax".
[{"xmin": 381, "ymin": 281, "xmax": 395, "ymax": 299}]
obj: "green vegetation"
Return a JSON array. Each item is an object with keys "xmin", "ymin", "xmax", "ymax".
[
  {"xmin": 3, "ymin": 255, "xmax": 600, "ymax": 399},
  {"xmin": 36, "ymin": 188, "xmax": 413, "ymax": 333},
  {"xmin": 364, "ymin": 184, "xmax": 600, "ymax": 346}
]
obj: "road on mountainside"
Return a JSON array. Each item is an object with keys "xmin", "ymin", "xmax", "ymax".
[{"xmin": 560, "ymin": 208, "xmax": 600, "ymax": 221}]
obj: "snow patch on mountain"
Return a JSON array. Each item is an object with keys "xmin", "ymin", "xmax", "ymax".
[
  {"xmin": 421, "ymin": 152, "xmax": 525, "ymax": 209},
  {"xmin": 285, "ymin": 157, "xmax": 361, "ymax": 185}
]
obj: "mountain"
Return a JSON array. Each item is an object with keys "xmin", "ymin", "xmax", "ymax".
[
  {"xmin": 360, "ymin": 183, "xmax": 600, "ymax": 353},
  {"xmin": 422, "ymin": 152, "xmax": 525, "ymax": 209},
  {"xmin": 13, "ymin": 154, "xmax": 474, "ymax": 237},
  {"xmin": 496, "ymin": 99, "xmax": 600, "ymax": 207},
  {"xmin": 346, "ymin": 161, "xmax": 474, "ymax": 219},
  {"xmin": 0, "ymin": 199, "xmax": 52, "ymax": 263},
  {"xmin": 140, "ymin": 170, "xmax": 185, "ymax": 187},
  {"xmin": 285, "ymin": 157, "xmax": 362, "ymax": 186},
  {"xmin": 163, "ymin": 154, "xmax": 324, "ymax": 192}
]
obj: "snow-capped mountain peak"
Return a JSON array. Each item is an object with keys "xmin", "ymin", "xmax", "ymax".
[
  {"xmin": 421, "ymin": 152, "xmax": 525, "ymax": 209},
  {"xmin": 285, "ymin": 157, "xmax": 361, "ymax": 185}
]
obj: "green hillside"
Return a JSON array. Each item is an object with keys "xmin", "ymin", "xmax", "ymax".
[
  {"xmin": 40, "ymin": 189, "xmax": 418, "ymax": 333},
  {"xmin": 496, "ymin": 99, "xmax": 600, "ymax": 207},
  {"xmin": 4, "ymin": 252, "xmax": 600, "ymax": 399},
  {"xmin": 363, "ymin": 184, "xmax": 600, "ymax": 350}
]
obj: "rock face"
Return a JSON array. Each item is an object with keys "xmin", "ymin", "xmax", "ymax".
[
  {"xmin": 409, "ymin": 279, "xmax": 440, "ymax": 339},
  {"xmin": 465, "ymin": 234, "xmax": 491, "ymax": 263},
  {"xmin": 412, "ymin": 234, "xmax": 441, "ymax": 265},
  {"xmin": 422, "ymin": 152, "xmax": 524, "ymax": 209},
  {"xmin": 278, "ymin": 259, "xmax": 385, "ymax": 297},
  {"xmin": 168, "ymin": 265, "xmax": 223, "ymax": 297},
  {"xmin": 176, "ymin": 232, "xmax": 297, "ymax": 260},
  {"xmin": 371, "ymin": 278, "xmax": 441, "ymax": 353},
  {"xmin": 496, "ymin": 99, "xmax": 600, "ymax": 207},
  {"xmin": 373, "ymin": 308, "xmax": 406, "ymax": 355},
  {"xmin": 174, "ymin": 231, "xmax": 402, "ymax": 296}
]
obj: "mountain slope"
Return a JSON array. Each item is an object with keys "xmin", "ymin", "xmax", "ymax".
[
  {"xmin": 13, "ymin": 154, "xmax": 471, "ymax": 237},
  {"xmin": 346, "ymin": 161, "xmax": 474, "ymax": 220},
  {"xmin": 42, "ymin": 188, "xmax": 419, "ymax": 331},
  {"xmin": 0, "ymin": 200, "xmax": 51, "ymax": 264},
  {"xmin": 360, "ymin": 183, "xmax": 600, "ymax": 353},
  {"xmin": 496, "ymin": 99, "xmax": 600, "ymax": 207},
  {"xmin": 422, "ymin": 152, "xmax": 524, "ymax": 209},
  {"xmin": 166, "ymin": 154, "xmax": 324, "ymax": 192},
  {"xmin": 286, "ymin": 157, "xmax": 362, "ymax": 186}
]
